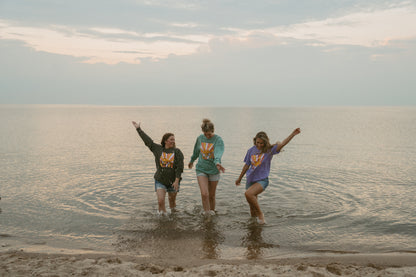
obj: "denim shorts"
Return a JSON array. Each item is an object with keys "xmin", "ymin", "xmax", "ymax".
[
  {"xmin": 154, "ymin": 179, "xmax": 179, "ymax": 193},
  {"xmin": 196, "ymin": 171, "xmax": 220, "ymax": 182},
  {"xmin": 246, "ymin": 178, "xmax": 269, "ymax": 191}
]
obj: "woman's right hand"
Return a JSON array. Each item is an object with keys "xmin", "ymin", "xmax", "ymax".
[
  {"xmin": 132, "ymin": 121, "xmax": 140, "ymax": 129},
  {"xmin": 188, "ymin": 162, "xmax": 193, "ymax": 169}
]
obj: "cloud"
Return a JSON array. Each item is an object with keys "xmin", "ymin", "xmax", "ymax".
[
  {"xmin": 169, "ymin": 22, "xmax": 200, "ymax": 28},
  {"xmin": 0, "ymin": 20, "xmax": 211, "ymax": 64},
  {"xmin": 270, "ymin": 4, "xmax": 416, "ymax": 47},
  {"xmin": 136, "ymin": 0, "xmax": 202, "ymax": 10},
  {"xmin": 1, "ymin": 3, "xmax": 415, "ymax": 64}
]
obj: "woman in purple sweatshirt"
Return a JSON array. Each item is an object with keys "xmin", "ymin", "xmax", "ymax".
[{"xmin": 236, "ymin": 128, "xmax": 301, "ymax": 224}]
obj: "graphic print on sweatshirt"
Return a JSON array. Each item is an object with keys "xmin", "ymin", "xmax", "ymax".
[
  {"xmin": 250, "ymin": 153, "xmax": 265, "ymax": 169},
  {"xmin": 200, "ymin": 142, "xmax": 214, "ymax": 160},
  {"xmin": 160, "ymin": 152, "xmax": 175, "ymax": 168}
]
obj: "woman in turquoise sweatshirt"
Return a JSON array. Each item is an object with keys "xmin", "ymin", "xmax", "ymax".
[
  {"xmin": 188, "ymin": 119, "xmax": 225, "ymax": 215},
  {"xmin": 132, "ymin": 121, "xmax": 184, "ymax": 215}
]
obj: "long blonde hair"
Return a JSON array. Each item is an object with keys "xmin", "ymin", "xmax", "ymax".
[
  {"xmin": 253, "ymin": 131, "xmax": 273, "ymax": 153},
  {"xmin": 201, "ymin": 118, "xmax": 214, "ymax": 132}
]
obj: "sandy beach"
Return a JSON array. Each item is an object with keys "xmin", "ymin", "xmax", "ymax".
[{"xmin": 1, "ymin": 250, "xmax": 416, "ymax": 276}]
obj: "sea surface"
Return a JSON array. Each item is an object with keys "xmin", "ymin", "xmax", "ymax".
[{"xmin": 1, "ymin": 105, "xmax": 415, "ymax": 259}]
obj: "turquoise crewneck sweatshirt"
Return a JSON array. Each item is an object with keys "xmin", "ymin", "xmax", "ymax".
[{"xmin": 190, "ymin": 134, "xmax": 224, "ymax": 175}]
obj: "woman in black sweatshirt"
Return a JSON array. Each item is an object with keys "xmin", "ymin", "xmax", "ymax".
[{"xmin": 132, "ymin": 121, "xmax": 184, "ymax": 215}]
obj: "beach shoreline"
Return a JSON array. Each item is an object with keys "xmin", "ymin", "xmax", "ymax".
[{"xmin": 1, "ymin": 250, "xmax": 416, "ymax": 276}]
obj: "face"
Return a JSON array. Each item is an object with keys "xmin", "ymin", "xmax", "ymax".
[
  {"xmin": 204, "ymin": 131, "xmax": 214, "ymax": 139},
  {"xmin": 165, "ymin": 135, "xmax": 175, "ymax": 149},
  {"xmin": 255, "ymin": 138, "xmax": 265, "ymax": 150}
]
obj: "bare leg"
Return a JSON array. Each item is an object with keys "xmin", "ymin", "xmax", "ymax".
[
  {"xmin": 248, "ymin": 195, "xmax": 258, "ymax": 217},
  {"xmin": 208, "ymin": 180, "xmax": 218, "ymax": 212},
  {"xmin": 156, "ymin": 189, "xmax": 167, "ymax": 213},
  {"xmin": 245, "ymin": 183, "xmax": 265, "ymax": 224},
  {"xmin": 197, "ymin": 175, "xmax": 210, "ymax": 212},
  {"xmin": 168, "ymin": 192, "xmax": 177, "ymax": 210}
]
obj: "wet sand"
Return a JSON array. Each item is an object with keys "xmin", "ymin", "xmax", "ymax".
[{"xmin": 1, "ymin": 250, "xmax": 416, "ymax": 276}]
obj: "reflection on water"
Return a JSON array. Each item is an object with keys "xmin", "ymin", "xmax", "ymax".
[
  {"xmin": 241, "ymin": 220, "xmax": 279, "ymax": 259},
  {"xmin": 115, "ymin": 211, "xmax": 283, "ymax": 261},
  {"xmin": 201, "ymin": 216, "xmax": 224, "ymax": 259},
  {"xmin": 115, "ymin": 211, "xmax": 225, "ymax": 260},
  {"xmin": 1, "ymin": 106, "xmax": 416, "ymax": 257}
]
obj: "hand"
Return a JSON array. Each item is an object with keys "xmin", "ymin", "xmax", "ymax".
[
  {"xmin": 188, "ymin": 162, "xmax": 193, "ymax": 169},
  {"xmin": 172, "ymin": 182, "xmax": 179, "ymax": 192},
  {"xmin": 293, "ymin": 128, "xmax": 301, "ymax": 135},
  {"xmin": 132, "ymin": 121, "xmax": 140, "ymax": 129},
  {"xmin": 235, "ymin": 179, "xmax": 241, "ymax": 186},
  {"xmin": 216, "ymin": 163, "xmax": 225, "ymax": 173}
]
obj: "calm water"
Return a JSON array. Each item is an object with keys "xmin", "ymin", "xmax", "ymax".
[{"xmin": 1, "ymin": 105, "xmax": 415, "ymax": 259}]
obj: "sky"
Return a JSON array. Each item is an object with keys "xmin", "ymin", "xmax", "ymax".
[{"xmin": 0, "ymin": 0, "xmax": 415, "ymax": 106}]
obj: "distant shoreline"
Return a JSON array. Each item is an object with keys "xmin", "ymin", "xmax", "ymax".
[{"xmin": 1, "ymin": 104, "xmax": 415, "ymax": 108}]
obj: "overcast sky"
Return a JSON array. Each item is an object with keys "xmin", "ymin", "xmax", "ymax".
[{"xmin": 1, "ymin": 0, "xmax": 415, "ymax": 106}]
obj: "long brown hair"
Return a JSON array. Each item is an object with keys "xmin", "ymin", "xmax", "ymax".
[
  {"xmin": 253, "ymin": 131, "xmax": 273, "ymax": 153},
  {"xmin": 201, "ymin": 118, "xmax": 214, "ymax": 133},
  {"xmin": 161, "ymin": 133, "xmax": 174, "ymax": 148}
]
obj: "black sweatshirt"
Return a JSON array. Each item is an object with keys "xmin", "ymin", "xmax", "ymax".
[{"xmin": 136, "ymin": 127, "xmax": 184, "ymax": 187}]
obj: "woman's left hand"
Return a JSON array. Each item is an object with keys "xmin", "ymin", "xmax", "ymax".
[
  {"xmin": 216, "ymin": 163, "xmax": 225, "ymax": 173},
  {"xmin": 172, "ymin": 182, "xmax": 179, "ymax": 192}
]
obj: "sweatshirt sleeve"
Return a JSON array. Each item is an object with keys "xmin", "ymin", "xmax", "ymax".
[
  {"xmin": 190, "ymin": 137, "xmax": 200, "ymax": 163},
  {"xmin": 213, "ymin": 136, "xmax": 224, "ymax": 165},
  {"xmin": 175, "ymin": 149, "xmax": 184, "ymax": 179},
  {"xmin": 136, "ymin": 127, "xmax": 156, "ymax": 152},
  {"xmin": 243, "ymin": 148, "xmax": 251, "ymax": 165}
]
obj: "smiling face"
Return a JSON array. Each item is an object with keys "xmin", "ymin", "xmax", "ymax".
[
  {"xmin": 164, "ymin": 135, "xmax": 176, "ymax": 149},
  {"xmin": 255, "ymin": 138, "xmax": 265, "ymax": 151},
  {"xmin": 204, "ymin": 131, "xmax": 214, "ymax": 139}
]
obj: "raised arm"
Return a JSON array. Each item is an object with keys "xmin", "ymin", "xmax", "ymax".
[
  {"xmin": 132, "ymin": 121, "xmax": 140, "ymax": 129},
  {"xmin": 276, "ymin": 128, "xmax": 301, "ymax": 153},
  {"xmin": 132, "ymin": 121, "xmax": 156, "ymax": 151}
]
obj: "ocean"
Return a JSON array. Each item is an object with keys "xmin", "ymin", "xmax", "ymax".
[{"xmin": 0, "ymin": 105, "xmax": 415, "ymax": 259}]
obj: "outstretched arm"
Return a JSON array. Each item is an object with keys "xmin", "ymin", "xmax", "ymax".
[
  {"xmin": 132, "ymin": 121, "xmax": 155, "ymax": 151},
  {"xmin": 276, "ymin": 128, "xmax": 301, "ymax": 153}
]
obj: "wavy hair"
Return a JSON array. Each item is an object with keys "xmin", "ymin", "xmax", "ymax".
[{"xmin": 253, "ymin": 131, "xmax": 273, "ymax": 153}]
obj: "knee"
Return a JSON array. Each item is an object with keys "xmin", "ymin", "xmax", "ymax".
[
  {"xmin": 245, "ymin": 191, "xmax": 254, "ymax": 201},
  {"xmin": 158, "ymin": 198, "xmax": 165, "ymax": 206},
  {"xmin": 200, "ymin": 191, "xmax": 209, "ymax": 200}
]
